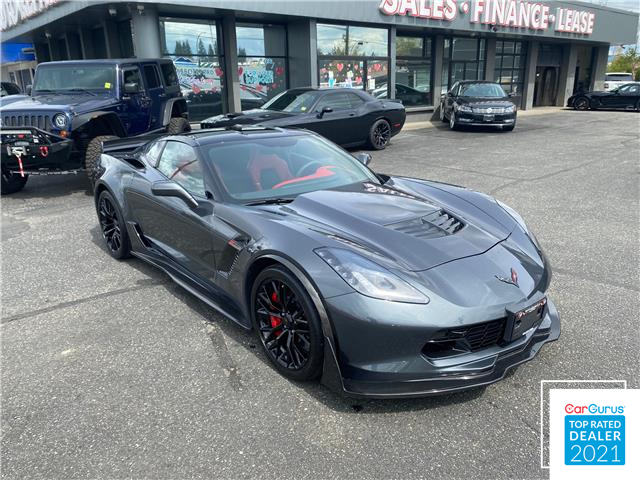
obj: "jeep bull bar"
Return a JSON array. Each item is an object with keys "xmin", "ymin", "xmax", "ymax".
[{"xmin": 1, "ymin": 127, "xmax": 77, "ymax": 175}]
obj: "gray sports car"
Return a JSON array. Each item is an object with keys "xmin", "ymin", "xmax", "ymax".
[{"xmin": 93, "ymin": 126, "xmax": 560, "ymax": 398}]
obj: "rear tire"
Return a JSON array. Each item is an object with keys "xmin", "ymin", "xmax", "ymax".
[
  {"xmin": 251, "ymin": 265, "xmax": 324, "ymax": 382},
  {"xmin": 1, "ymin": 169, "xmax": 28, "ymax": 195},
  {"xmin": 96, "ymin": 190, "xmax": 131, "ymax": 259},
  {"xmin": 574, "ymin": 97, "xmax": 590, "ymax": 111},
  {"xmin": 368, "ymin": 119, "xmax": 391, "ymax": 150},
  {"xmin": 85, "ymin": 135, "xmax": 117, "ymax": 187},
  {"xmin": 167, "ymin": 117, "xmax": 191, "ymax": 135}
]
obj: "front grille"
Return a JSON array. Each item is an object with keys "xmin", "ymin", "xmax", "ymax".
[
  {"xmin": 388, "ymin": 209, "xmax": 464, "ymax": 239},
  {"xmin": 423, "ymin": 318, "xmax": 507, "ymax": 358},
  {"xmin": 473, "ymin": 107, "xmax": 507, "ymax": 114},
  {"xmin": 2, "ymin": 114, "xmax": 51, "ymax": 131}
]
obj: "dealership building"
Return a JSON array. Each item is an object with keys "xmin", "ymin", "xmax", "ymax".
[{"xmin": 1, "ymin": 0, "xmax": 638, "ymax": 120}]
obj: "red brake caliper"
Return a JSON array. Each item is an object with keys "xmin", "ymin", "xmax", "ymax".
[{"xmin": 269, "ymin": 291, "xmax": 282, "ymax": 332}]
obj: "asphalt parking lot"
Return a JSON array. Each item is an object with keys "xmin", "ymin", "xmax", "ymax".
[{"xmin": 1, "ymin": 109, "xmax": 638, "ymax": 479}]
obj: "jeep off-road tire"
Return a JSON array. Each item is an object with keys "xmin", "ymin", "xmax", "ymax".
[
  {"xmin": 167, "ymin": 117, "xmax": 191, "ymax": 135},
  {"xmin": 85, "ymin": 135, "xmax": 118, "ymax": 187},
  {"xmin": 1, "ymin": 169, "xmax": 28, "ymax": 195}
]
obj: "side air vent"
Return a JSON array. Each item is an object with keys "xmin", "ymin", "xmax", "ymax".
[{"xmin": 387, "ymin": 210, "xmax": 464, "ymax": 239}]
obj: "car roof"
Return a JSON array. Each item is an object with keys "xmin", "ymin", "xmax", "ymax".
[
  {"xmin": 162, "ymin": 126, "xmax": 312, "ymax": 147},
  {"xmin": 38, "ymin": 59, "xmax": 172, "ymax": 67},
  {"xmin": 456, "ymin": 80, "xmax": 500, "ymax": 84}
]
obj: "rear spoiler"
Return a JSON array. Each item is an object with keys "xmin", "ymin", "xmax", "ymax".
[{"xmin": 102, "ymin": 133, "xmax": 165, "ymax": 155}]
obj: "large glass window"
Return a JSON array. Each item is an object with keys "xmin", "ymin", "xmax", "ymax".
[
  {"xmin": 495, "ymin": 40, "xmax": 527, "ymax": 105},
  {"xmin": 236, "ymin": 24, "xmax": 288, "ymax": 111},
  {"xmin": 160, "ymin": 19, "xmax": 225, "ymax": 122},
  {"xmin": 395, "ymin": 35, "xmax": 432, "ymax": 106},
  {"xmin": 442, "ymin": 37, "xmax": 486, "ymax": 93},
  {"xmin": 317, "ymin": 23, "xmax": 389, "ymax": 96}
]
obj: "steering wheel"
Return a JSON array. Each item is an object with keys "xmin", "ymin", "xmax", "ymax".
[{"xmin": 296, "ymin": 161, "xmax": 323, "ymax": 177}]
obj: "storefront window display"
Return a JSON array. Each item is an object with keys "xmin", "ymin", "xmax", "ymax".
[
  {"xmin": 317, "ymin": 23, "xmax": 389, "ymax": 97},
  {"xmin": 236, "ymin": 24, "xmax": 288, "ymax": 111},
  {"xmin": 395, "ymin": 35, "xmax": 433, "ymax": 106},
  {"xmin": 160, "ymin": 18, "xmax": 225, "ymax": 121},
  {"xmin": 441, "ymin": 37, "xmax": 486, "ymax": 93},
  {"xmin": 495, "ymin": 40, "xmax": 527, "ymax": 105}
]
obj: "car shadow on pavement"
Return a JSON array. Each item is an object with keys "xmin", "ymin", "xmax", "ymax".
[
  {"xmin": 88, "ymin": 224, "xmax": 491, "ymax": 413},
  {"xmin": 2, "ymin": 173, "xmax": 92, "ymax": 200}
]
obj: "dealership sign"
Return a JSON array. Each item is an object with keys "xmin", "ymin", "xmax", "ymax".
[
  {"xmin": 379, "ymin": 0, "xmax": 595, "ymax": 35},
  {"xmin": 1, "ymin": 0, "xmax": 60, "ymax": 31}
]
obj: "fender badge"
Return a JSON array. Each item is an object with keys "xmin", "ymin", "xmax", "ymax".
[{"xmin": 495, "ymin": 267, "xmax": 519, "ymax": 287}]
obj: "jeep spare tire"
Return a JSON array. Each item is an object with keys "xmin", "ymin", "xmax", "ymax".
[
  {"xmin": 167, "ymin": 117, "xmax": 191, "ymax": 135},
  {"xmin": 85, "ymin": 135, "xmax": 118, "ymax": 186}
]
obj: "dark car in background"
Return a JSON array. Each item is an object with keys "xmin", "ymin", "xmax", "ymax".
[
  {"xmin": 0, "ymin": 59, "xmax": 190, "ymax": 194},
  {"xmin": 373, "ymin": 83, "xmax": 431, "ymax": 107},
  {"xmin": 201, "ymin": 87, "xmax": 406, "ymax": 150},
  {"xmin": 1, "ymin": 82, "xmax": 22, "ymax": 97},
  {"xmin": 93, "ymin": 126, "xmax": 559, "ymax": 398},
  {"xmin": 440, "ymin": 81, "xmax": 517, "ymax": 131},
  {"xmin": 568, "ymin": 82, "xmax": 640, "ymax": 111}
]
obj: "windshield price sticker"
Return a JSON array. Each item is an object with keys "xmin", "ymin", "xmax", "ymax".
[{"xmin": 564, "ymin": 413, "xmax": 625, "ymax": 465}]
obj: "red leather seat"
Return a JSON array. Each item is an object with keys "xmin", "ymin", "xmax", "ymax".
[{"xmin": 247, "ymin": 153, "xmax": 292, "ymax": 190}]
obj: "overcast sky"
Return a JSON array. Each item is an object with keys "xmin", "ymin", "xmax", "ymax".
[{"xmin": 578, "ymin": 0, "xmax": 640, "ymax": 13}]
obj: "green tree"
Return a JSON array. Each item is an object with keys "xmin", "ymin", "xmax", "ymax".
[
  {"xmin": 197, "ymin": 38, "xmax": 207, "ymax": 57},
  {"xmin": 183, "ymin": 40, "xmax": 193, "ymax": 56},
  {"xmin": 608, "ymin": 47, "xmax": 640, "ymax": 81},
  {"xmin": 207, "ymin": 44, "xmax": 215, "ymax": 62}
]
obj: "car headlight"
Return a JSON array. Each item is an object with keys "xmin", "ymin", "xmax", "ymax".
[
  {"xmin": 315, "ymin": 248, "xmax": 429, "ymax": 304},
  {"xmin": 53, "ymin": 113, "xmax": 68, "ymax": 128},
  {"xmin": 504, "ymin": 105, "xmax": 516, "ymax": 113},
  {"xmin": 454, "ymin": 103, "xmax": 472, "ymax": 113},
  {"xmin": 496, "ymin": 199, "xmax": 541, "ymax": 250}
]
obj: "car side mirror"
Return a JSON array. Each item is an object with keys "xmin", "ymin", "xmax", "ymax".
[
  {"xmin": 151, "ymin": 181, "xmax": 198, "ymax": 209},
  {"xmin": 508, "ymin": 92, "xmax": 515, "ymax": 97},
  {"xmin": 447, "ymin": 91, "xmax": 454, "ymax": 97},
  {"xmin": 26, "ymin": 85, "xmax": 32, "ymax": 95},
  {"xmin": 123, "ymin": 82, "xmax": 140, "ymax": 94},
  {"xmin": 317, "ymin": 106, "xmax": 333, "ymax": 118},
  {"xmin": 354, "ymin": 152, "xmax": 372, "ymax": 166}
]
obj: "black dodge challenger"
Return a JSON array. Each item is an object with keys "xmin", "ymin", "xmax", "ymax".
[
  {"xmin": 94, "ymin": 126, "xmax": 560, "ymax": 398},
  {"xmin": 200, "ymin": 87, "xmax": 406, "ymax": 150},
  {"xmin": 567, "ymin": 82, "xmax": 640, "ymax": 111}
]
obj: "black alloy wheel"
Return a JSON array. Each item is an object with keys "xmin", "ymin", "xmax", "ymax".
[
  {"xmin": 369, "ymin": 119, "xmax": 391, "ymax": 150},
  {"xmin": 252, "ymin": 266, "xmax": 323, "ymax": 381},
  {"xmin": 574, "ymin": 97, "xmax": 590, "ymax": 111},
  {"xmin": 97, "ymin": 190, "xmax": 130, "ymax": 259}
]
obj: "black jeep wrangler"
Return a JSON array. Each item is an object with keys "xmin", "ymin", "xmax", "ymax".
[{"xmin": 0, "ymin": 59, "xmax": 190, "ymax": 194}]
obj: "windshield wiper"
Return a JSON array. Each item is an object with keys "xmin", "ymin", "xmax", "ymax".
[
  {"xmin": 245, "ymin": 197, "xmax": 294, "ymax": 206},
  {"xmin": 66, "ymin": 88, "xmax": 97, "ymax": 96}
]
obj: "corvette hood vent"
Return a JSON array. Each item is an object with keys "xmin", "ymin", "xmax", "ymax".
[{"xmin": 386, "ymin": 210, "xmax": 464, "ymax": 239}]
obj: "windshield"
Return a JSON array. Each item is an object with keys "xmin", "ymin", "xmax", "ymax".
[
  {"xmin": 204, "ymin": 134, "xmax": 379, "ymax": 202},
  {"xmin": 460, "ymin": 83, "xmax": 507, "ymax": 98},
  {"xmin": 605, "ymin": 74, "xmax": 633, "ymax": 82},
  {"xmin": 260, "ymin": 90, "xmax": 320, "ymax": 113},
  {"xmin": 33, "ymin": 64, "xmax": 117, "ymax": 93}
]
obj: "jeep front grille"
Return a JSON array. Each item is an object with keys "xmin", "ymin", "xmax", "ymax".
[{"xmin": 2, "ymin": 115, "xmax": 51, "ymax": 131}]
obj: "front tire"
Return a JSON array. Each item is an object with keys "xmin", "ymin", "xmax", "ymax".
[
  {"xmin": 574, "ymin": 97, "xmax": 590, "ymax": 111},
  {"xmin": 368, "ymin": 119, "xmax": 391, "ymax": 150},
  {"xmin": 251, "ymin": 266, "xmax": 324, "ymax": 381},
  {"xmin": 1, "ymin": 169, "xmax": 28, "ymax": 194},
  {"xmin": 439, "ymin": 105, "xmax": 447, "ymax": 122},
  {"xmin": 85, "ymin": 135, "xmax": 118, "ymax": 187},
  {"xmin": 97, "ymin": 190, "xmax": 130, "ymax": 259},
  {"xmin": 449, "ymin": 112, "xmax": 458, "ymax": 130},
  {"xmin": 167, "ymin": 117, "xmax": 191, "ymax": 135}
]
